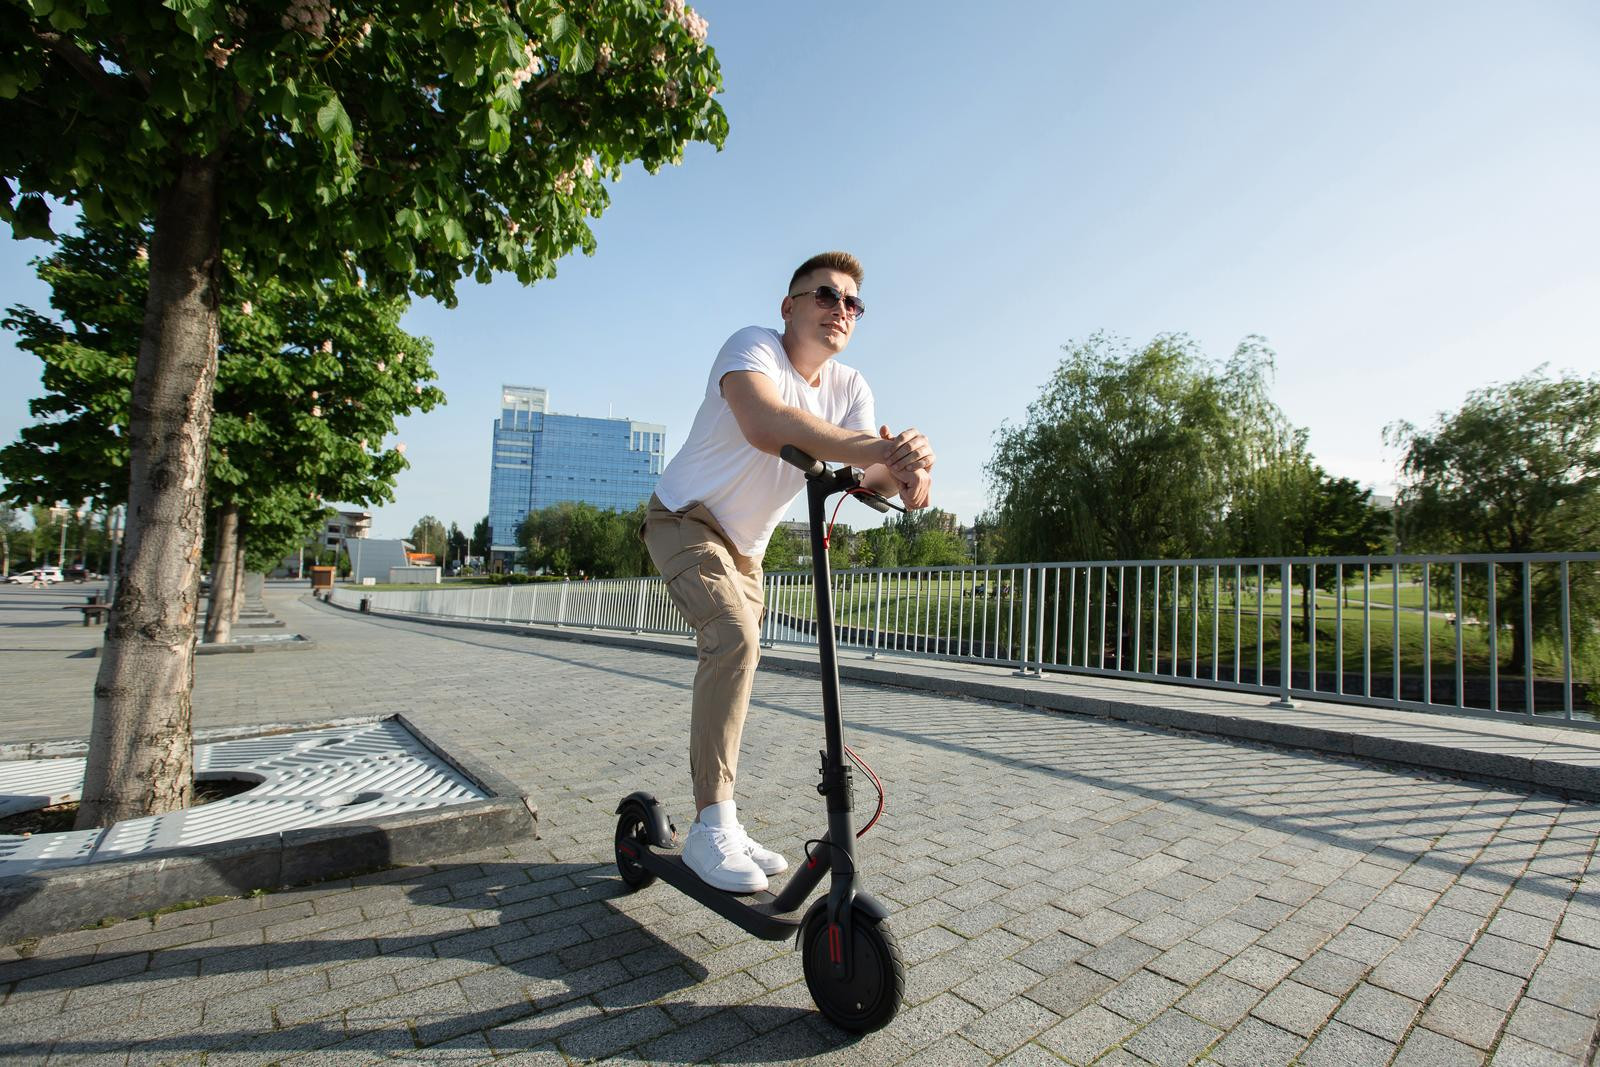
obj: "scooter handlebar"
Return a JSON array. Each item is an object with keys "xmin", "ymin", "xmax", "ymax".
[{"xmin": 779, "ymin": 444, "xmax": 826, "ymax": 477}]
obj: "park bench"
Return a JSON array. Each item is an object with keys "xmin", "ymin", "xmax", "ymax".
[{"xmin": 66, "ymin": 596, "xmax": 111, "ymax": 626}]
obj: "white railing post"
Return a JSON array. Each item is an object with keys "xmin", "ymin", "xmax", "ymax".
[
  {"xmin": 1015, "ymin": 565, "xmax": 1033, "ymax": 676},
  {"xmin": 1270, "ymin": 561, "xmax": 1297, "ymax": 708},
  {"xmin": 869, "ymin": 571, "xmax": 883, "ymax": 659}
]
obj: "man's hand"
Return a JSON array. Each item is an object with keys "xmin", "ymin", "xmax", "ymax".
[
  {"xmin": 898, "ymin": 468, "xmax": 932, "ymax": 510},
  {"xmin": 879, "ymin": 424, "xmax": 935, "ymax": 478}
]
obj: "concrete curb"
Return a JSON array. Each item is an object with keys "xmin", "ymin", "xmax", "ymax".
[
  {"xmin": 0, "ymin": 715, "xmax": 538, "ymax": 944},
  {"xmin": 195, "ymin": 635, "xmax": 313, "ymax": 655},
  {"xmin": 319, "ymin": 597, "xmax": 1600, "ymax": 802},
  {"xmin": 77, "ymin": 634, "xmax": 315, "ymax": 658}
]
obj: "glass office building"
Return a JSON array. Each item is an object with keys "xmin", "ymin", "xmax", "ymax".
[{"xmin": 487, "ymin": 385, "xmax": 666, "ymax": 562}]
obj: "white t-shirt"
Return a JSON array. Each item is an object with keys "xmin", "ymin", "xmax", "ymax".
[{"xmin": 655, "ymin": 326, "xmax": 876, "ymax": 558}]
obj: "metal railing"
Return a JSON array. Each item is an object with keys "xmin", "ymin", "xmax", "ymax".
[{"xmin": 331, "ymin": 551, "xmax": 1600, "ymax": 730}]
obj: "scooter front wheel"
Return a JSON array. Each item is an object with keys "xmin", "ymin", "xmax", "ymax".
[
  {"xmin": 614, "ymin": 801, "xmax": 657, "ymax": 890},
  {"xmin": 800, "ymin": 905, "xmax": 905, "ymax": 1033}
]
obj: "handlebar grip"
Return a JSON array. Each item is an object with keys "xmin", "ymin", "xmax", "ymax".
[
  {"xmin": 779, "ymin": 444, "xmax": 825, "ymax": 477},
  {"xmin": 859, "ymin": 493, "xmax": 892, "ymax": 513}
]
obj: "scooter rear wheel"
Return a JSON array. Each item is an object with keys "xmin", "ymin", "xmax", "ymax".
[
  {"xmin": 614, "ymin": 802, "xmax": 656, "ymax": 890},
  {"xmin": 800, "ymin": 905, "xmax": 905, "ymax": 1033}
]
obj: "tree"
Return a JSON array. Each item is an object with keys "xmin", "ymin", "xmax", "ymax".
[
  {"xmin": 762, "ymin": 523, "xmax": 806, "ymax": 572},
  {"xmin": 987, "ymin": 333, "xmax": 1284, "ymax": 564},
  {"xmin": 2, "ymin": 1, "xmax": 725, "ymax": 826},
  {"xmin": 972, "ymin": 510, "xmax": 1005, "ymax": 565},
  {"xmin": 409, "ymin": 515, "xmax": 447, "ymax": 557},
  {"xmin": 472, "ymin": 514, "xmax": 492, "ymax": 559},
  {"xmin": 0, "ymin": 506, "xmax": 21, "ymax": 575},
  {"xmin": 1226, "ymin": 426, "xmax": 1390, "ymax": 632},
  {"xmin": 1, "ymin": 221, "xmax": 442, "ymax": 645},
  {"xmin": 861, "ymin": 526, "xmax": 905, "ymax": 569},
  {"xmin": 1388, "ymin": 368, "xmax": 1600, "ymax": 673},
  {"xmin": 891, "ymin": 507, "xmax": 966, "ymax": 567},
  {"xmin": 447, "ymin": 521, "xmax": 468, "ymax": 566}
]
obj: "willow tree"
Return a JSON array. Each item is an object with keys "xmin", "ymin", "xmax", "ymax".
[
  {"xmin": 1389, "ymin": 369, "xmax": 1600, "ymax": 675},
  {"xmin": 986, "ymin": 333, "xmax": 1272, "ymax": 564},
  {"xmin": 2, "ymin": 0, "xmax": 726, "ymax": 826}
]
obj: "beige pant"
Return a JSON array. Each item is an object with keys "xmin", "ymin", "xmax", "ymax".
[{"xmin": 642, "ymin": 495, "xmax": 764, "ymax": 811}]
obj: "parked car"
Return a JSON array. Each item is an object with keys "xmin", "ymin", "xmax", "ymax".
[
  {"xmin": 64, "ymin": 563, "xmax": 89, "ymax": 582},
  {"xmin": 7, "ymin": 567, "xmax": 63, "ymax": 584}
]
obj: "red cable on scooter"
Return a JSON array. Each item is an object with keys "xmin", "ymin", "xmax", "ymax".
[
  {"xmin": 844, "ymin": 743, "xmax": 885, "ymax": 837},
  {"xmin": 823, "ymin": 488, "xmax": 877, "ymax": 549}
]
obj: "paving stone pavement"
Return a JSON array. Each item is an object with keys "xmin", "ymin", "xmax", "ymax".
[{"xmin": 2, "ymin": 582, "xmax": 1599, "ymax": 1065}]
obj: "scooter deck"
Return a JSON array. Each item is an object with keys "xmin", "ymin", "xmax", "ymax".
[{"xmin": 635, "ymin": 846, "xmax": 810, "ymax": 941}]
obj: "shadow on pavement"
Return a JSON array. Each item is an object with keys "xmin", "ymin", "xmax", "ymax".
[{"xmin": 0, "ymin": 860, "xmax": 854, "ymax": 1063}]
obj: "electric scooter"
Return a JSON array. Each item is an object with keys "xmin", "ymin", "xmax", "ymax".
[{"xmin": 613, "ymin": 445, "xmax": 906, "ymax": 1033}]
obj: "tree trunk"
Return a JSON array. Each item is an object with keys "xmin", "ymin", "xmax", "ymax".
[
  {"xmin": 203, "ymin": 503, "xmax": 240, "ymax": 645},
  {"xmin": 1508, "ymin": 564, "xmax": 1529, "ymax": 679},
  {"xmin": 77, "ymin": 156, "xmax": 222, "ymax": 830},
  {"xmin": 229, "ymin": 536, "xmax": 245, "ymax": 624}
]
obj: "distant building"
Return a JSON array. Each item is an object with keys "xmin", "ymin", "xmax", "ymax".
[
  {"xmin": 321, "ymin": 511, "xmax": 371, "ymax": 552},
  {"xmin": 487, "ymin": 384, "xmax": 666, "ymax": 565},
  {"xmin": 270, "ymin": 509, "xmax": 371, "ymax": 579}
]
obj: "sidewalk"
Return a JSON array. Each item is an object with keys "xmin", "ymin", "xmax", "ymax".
[{"xmin": 1, "ymin": 583, "xmax": 1597, "ymax": 1065}]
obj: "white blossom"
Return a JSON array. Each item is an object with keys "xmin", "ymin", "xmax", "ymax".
[{"xmin": 511, "ymin": 40, "xmax": 545, "ymax": 89}]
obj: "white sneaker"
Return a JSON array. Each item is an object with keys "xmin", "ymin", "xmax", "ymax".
[
  {"xmin": 736, "ymin": 825, "xmax": 789, "ymax": 876},
  {"xmin": 683, "ymin": 821, "xmax": 768, "ymax": 893}
]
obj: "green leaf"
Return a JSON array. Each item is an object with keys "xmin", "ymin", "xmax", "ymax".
[
  {"xmin": 47, "ymin": 5, "xmax": 85, "ymax": 30},
  {"xmin": 162, "ymin": 0, "xmax": 216, "ymax": 39},
  {"xmin": 565, "ymin": 36, "xmax": 592, "ymax": 75},
  {"xmin": 394, "ymin": 208, "xmax": 422, "ymax": 237},
  {"xmin": 315, "ymin": 94, "xmax": 352, "ymax": 142},
  {"xmin": 11, "ymin": 195, "xmax": 55, "ymax": 240}
]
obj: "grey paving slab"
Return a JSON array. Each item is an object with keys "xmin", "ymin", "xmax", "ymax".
[{"xmin": 2, "ymin": 584, "xmax": 1599, "ymax": 1064}]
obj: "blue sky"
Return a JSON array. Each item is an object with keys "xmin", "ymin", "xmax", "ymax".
[{"xmin": 3, "ymin": 1, "xmax": 1598, "ymax": 539}]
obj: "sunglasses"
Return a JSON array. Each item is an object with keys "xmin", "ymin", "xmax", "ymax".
[{"xmin": 790, "ymin": 284, "xmax": 866, "ymax": 320}]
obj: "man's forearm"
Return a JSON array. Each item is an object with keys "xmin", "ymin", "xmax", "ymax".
[
  {"xmin": 859, "ymin": 464, "xmax": 901, "ymax": 496},
  {"xmin": 747, "ymin": 404, "xmax": 888, "ymax": 469}
]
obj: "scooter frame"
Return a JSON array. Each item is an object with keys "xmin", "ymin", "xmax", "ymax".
[{"xmin": 614, "ymin": 445, "xmax": 902, "ymax": 998}]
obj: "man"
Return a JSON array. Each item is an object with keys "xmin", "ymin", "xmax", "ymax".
[{"xmin": 643, "ymin": 251, "xmax": 934, "ymax": 893}]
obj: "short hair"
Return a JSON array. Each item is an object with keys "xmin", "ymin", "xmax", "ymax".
[{"xmin": 789, "ymin": 251, "xmax": 863, "ymax": 293}]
